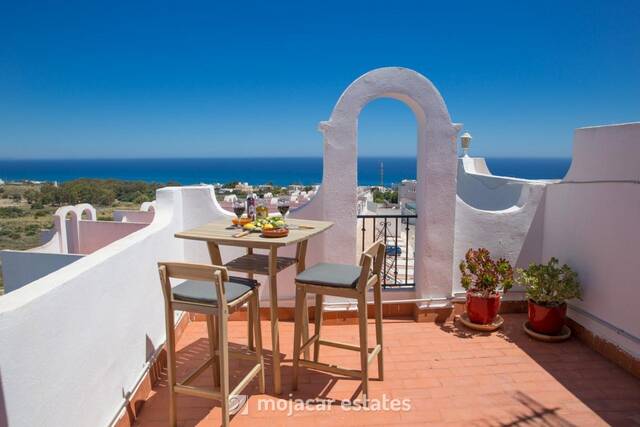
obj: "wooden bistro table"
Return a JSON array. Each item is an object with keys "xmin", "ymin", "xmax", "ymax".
[{"xmin": 175, "ymin": 218, "xmax": 333, "ymax": 394}]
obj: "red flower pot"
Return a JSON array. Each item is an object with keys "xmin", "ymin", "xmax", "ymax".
[
  {"xmin": 528, "ymin": 300, "xmax": 567, "ymax": 335},
  {"xmin": 466, "ymin": 293, "xmax": 501, "ymax": 324}
]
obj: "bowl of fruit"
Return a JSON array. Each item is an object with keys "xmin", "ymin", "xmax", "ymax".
[
  {"xmin": 243, "ymin": 216, "xmax": 289, "ymax": 237},
  {"xmin": 232, "ymin": 215, "xmax": 253, "ymax": 227}
]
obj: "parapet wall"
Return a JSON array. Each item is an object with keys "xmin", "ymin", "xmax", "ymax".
[
  {"xmin": 453, "ymin": 158, "xmax": 549, "ymax": 297},
  {"xmin": 0, "ymin": 185, "xmax": 328, "ymax": 426},
  {"xmin": 77, "ymin": 221, "xmax": 149, "ymax": 254},
  {"xmin": 542, "ymin": 122, "xmax": 640, "ymax": 358}
]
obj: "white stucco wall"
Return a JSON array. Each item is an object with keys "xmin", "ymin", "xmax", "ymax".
[
  {"xmin": 452, "ymin": 157, "xmax": 549, "ymax": 297},
  {"xmin": 0, "ymin": 187, "xmax": 188, "ymax": 427},
  {"xmin": 77, "ymin": 221, "xmax": 149, "ymax": 254},
  {"xmin": 457, "ymin": 159, "xmax": 535, "ymax": 211},
  {"xmin": 112, "ymin": 210, "xmax": 155, "ymax": 224},
  {"xmin": 31, "ymin": 230, "xmax": 62, "ymax": 254},
  {"xmin": 542, "ymin": 123, "xmax": 640, "ymax": 357}
]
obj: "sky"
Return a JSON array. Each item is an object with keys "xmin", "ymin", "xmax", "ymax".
[{"xmin": 0, "ymin": 0, "xmax": 638, "ymax": 159}]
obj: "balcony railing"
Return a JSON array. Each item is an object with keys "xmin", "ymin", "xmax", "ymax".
[{"xmin": 357, "ymin": 214, "xmax": 417, "ymax": 288}]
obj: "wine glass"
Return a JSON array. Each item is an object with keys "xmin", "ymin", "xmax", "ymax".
[
  {"xmin": 277, "ymin": 197, "xmax": 290, "ymax": 217},
  {"xmin": 233, "ymin": 200, "xmax": 245, "ymax": 227}
]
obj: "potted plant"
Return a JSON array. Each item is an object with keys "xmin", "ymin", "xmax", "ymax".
[
  {"xmin": 518, "ymin": 258, "xmax": 581, "ymax": 335},
  {"xmin": 459, "ymin": 248, "xmax": 514, "ymax": 324}
]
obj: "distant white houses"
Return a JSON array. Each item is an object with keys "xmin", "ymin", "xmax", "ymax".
[
  {"xmin": 234, "ymin": 182, "xmax": 253, "ymax": 193},
  {"xmin": 398, "ymin": 179, "xmax": 417, "ymax": 216}
]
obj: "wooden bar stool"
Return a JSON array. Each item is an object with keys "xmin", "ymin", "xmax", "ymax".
[
  {"xmin": 158, "ymin": 262, "xmax": 265, "ymax": 427},
  {"xmin": 291, "ymin": 240, "xmax": 385, "ymax": 402}
]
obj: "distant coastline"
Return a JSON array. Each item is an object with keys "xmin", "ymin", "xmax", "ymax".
[{"xmin": 0, "ymin": 157, "xmax": 571, "ymax": 186}]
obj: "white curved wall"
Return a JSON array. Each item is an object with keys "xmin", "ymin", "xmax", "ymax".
[
  {"xmin": 542, "ymin": 122, "xmax": 640, "ymax": 357},
  {"xmin": 457, "ymin": 159, "xmax": 530, "ymax": 211},
  {"xmin": 452, "ymin": 183, "xmax": 547, "ymax": 296},
  {"xmin": 452, "ymin": 156, "xmax": 550, "ymax": 296}
]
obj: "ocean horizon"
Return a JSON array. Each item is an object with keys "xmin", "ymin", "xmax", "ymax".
[{"xmin": 0, "ymin": 157, "xmax": 571, "ymax": 186}]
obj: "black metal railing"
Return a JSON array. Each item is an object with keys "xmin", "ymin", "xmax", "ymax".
[{"xmin": 357, "ymin": 214, "xmax": 417, "ymax": 288}]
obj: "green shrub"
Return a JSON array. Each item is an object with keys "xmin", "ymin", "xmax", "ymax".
[
  {"xmin": 32, "ymin": 179, "xmax": 163, "ymax": 207},
  {"xmin": 459, "ymin": 248, "xmax": 514, "ymax": 297},
  {"xmin": 373, "ymin": 189, "xmax": 398, "ymax": 204},
  {"xmin": 518, "ymin": 258, "xmax": 581, "ymax": 306},
  {"xmin": 0, "ymin": 207, "xmax": 25, "ymax": 218}
]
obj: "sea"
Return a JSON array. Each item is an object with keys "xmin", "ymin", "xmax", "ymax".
[{"xmin": 0, "ymin": 157, "xmax": 571, "ymax": 186}]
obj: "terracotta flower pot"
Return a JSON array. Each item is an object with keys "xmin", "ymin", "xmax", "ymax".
[
  {"xmin": 528, "ymin": 300, "xmax": 567, "ymax": 335},
  {"xmin": 466, "ymin": 293, "xmax": 501, "ymax": 324}
]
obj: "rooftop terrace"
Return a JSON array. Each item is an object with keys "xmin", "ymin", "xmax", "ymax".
[
  {"xmin": 1, "ymin": 68, "xmax": 638, "ymax": 427},
  {"xmin": 133, "ymin": 315, "xmax": 640, "ymax": 426}
]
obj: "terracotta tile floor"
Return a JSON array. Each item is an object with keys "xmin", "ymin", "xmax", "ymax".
[{"xmin": 135, "ymin": 314, "xmax": 640, "ymax": 426}]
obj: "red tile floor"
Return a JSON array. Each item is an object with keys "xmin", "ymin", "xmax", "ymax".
[{"xmin": 135, "ymin": 314, "xmax": 640, "ymax": 426}]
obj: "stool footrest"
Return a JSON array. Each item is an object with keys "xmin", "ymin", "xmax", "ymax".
[
  {"xmin": 367, "ymin": 344, "xmax": 382, "ymax": 365},
  {"xmin": 174, "ymin": 384, "xmax": 222, "ymax": 400},
  {"xmin": 182, "ymin": 357, "xmax": 214, "ymax": 386},
  {"xmin": 318, "ymin": 339, "xmax": 360, "ymax": 352},
  {"xmin": 318, "ymin": 339, "xmax": 378, "ymax": 354},
  {"xmin": 299, "ymin": 359, "xmax": 362, "ymax": 378},
  {"xmin": 230, "ymin": 363, "xmax": 263, "ymax": 398},
  {"xmin": 300, "ymin": 333, "xmax": 320, "ymax": 353}
]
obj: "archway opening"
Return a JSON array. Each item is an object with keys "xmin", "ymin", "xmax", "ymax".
[
  {"xmin": 318, "ymin": 68, "xmax": 458, "ymax": 300},
  {"xmin": 357, "ymin": 98, "xmax": 417, "ymax": 288},
  {"xmin": 63, "ymin": 210, "xmax": 79, "ymax": 254}
]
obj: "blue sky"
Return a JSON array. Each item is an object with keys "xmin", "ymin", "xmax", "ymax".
[{"xmin": 0, "ymin": 0, "xmax": 638, "ymax": 159}]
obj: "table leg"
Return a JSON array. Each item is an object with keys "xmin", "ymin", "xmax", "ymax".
[
  {"xmin": 247, "ymin": 247, "xmax": 255, "ymax": 351},
  {"xmin": 268, "ymin": 246, "xmax": 282, "ymax": 394},
  {"xmin": 206, "ymin": 242, "xmax": 223, "ymax": 265},
  {"xmin": 296, "ymin": 241, "xmax": 310, "ymax": 360}
]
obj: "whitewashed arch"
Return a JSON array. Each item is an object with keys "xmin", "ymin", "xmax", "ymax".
[
  {"xmin": 75, "ymin": 203, "xmax": 96, "ymax": 221},
  {"xmin": 316, "ymin": 67, "xmax": 460, "ymax": 300},
  {"xmin": 52, "ymin": 204, "xmax": 98, "ymax": 254},
  {"xmin": 53, "ymin": 206, "xmax": 79, "ymax": 254},
  {"xmin": 140, "ymin": 201, "xmax": 156, "ymax": 212}
]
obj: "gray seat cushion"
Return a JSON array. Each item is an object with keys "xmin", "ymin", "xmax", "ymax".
[
  {"xmin": 172, "ymin": 276, "xmax": 257, "ymax": 305},
  {"xmin": 296, "ymin": 263, "xmax": 363, "ymax": 288}
]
